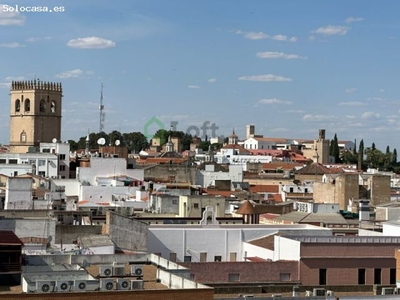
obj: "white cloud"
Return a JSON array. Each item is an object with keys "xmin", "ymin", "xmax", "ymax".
[
  {"xmin": 67, "ymin": 37, "xmax": 116, "ymax": 49},
  {"xmin": 286, "ymin": 109, "xmax": 305, "ymax": 114},
  {"xmin": 345, "ymin": 17, "xmax": 364, "ymax": 24},
  {"xmin": 0, "ymin": 76, "xmax": 24, "ymax": 88},
  {"xmin": 302, "ymin": 114, "xmax": 336, "ymax": 121},
  {"xmin": 338, "ymin": 101, "xmax": 366, "ymax": 106},
  {"xmin": 238, "ymin": 74, "xmax": 292, "ymax": 82},
  {"xmin": 345, "ymin": 87, "xmax": 357, "ymax": 93},
  {"xmin": 208, "ymin": 78, "xmax": 217, "ymax": 83},
  {"xmin": 313, "ymin": 25, "xmax": 349, "ymax": 36},
  {"xmin": 55, "ymin": 69, "xmax": 84, "ymax": 79},
  {"xmin": 235, "ymin": 30, "xmax": 296, "ymax": 42},
  {"xmin": 258, "ymin": 98, "xmax": 292, "ymax": 105},
  {"xmin": 0, "ymin": 6, "xmax": 25, "ymax": 26},
  {"xmin": 361, "ymin": 111, "xmax": 380, "ymax": 119},
  {"xmin": 380, "ymin": 89, "xmax": 386, "ymax": 93},
  {"xmin": 367, "ymin": 97, "xmax": 385, "ymax": 101},
  {"xmin": 256, "ymin": 51, "xmax": 306, "ymax": 60},
  {"xmin": 26, "ymin": 36, "xmax": 52, "ymax": 42},
  {"xmin": 188, "ymin": 85, "xmax": 201, "ymax": 89},
  {"xmin": 0, "ymin": 42, "xmax": 25, "ymax": 48},
  {"xmin": 271, "ymin": 35, "xmax": 297, "ymax": 42}
]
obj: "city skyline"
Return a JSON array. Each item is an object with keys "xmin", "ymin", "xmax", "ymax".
[{"xmin": 1, "ymin": 0, "xmax": 400, "ymax": 152}]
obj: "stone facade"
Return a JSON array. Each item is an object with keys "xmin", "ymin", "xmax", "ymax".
[{"xmin": 9, "ymin": 80, "xmax": 62, "ymax": 153}]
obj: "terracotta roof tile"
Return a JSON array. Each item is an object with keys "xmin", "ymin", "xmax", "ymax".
[{"xmin": 250, "ymin": 185, "xmax": 279, "ymax": 193}]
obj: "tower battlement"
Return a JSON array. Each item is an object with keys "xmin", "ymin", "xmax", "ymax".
[{"xmin": 11, "ymin": 80, "xmax": 62, "ymax": 92}]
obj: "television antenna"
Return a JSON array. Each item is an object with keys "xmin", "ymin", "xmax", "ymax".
[{"xmin": 99, "ymin": 83, "xmax": 105, "ymax": 133}]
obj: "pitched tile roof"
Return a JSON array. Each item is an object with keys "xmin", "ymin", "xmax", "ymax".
[
  {"xmin": 294, "ymin": 163, "xmax": 332, "ymax": 175},
  {"xmin": 0, "ymin": 230, "xmax": 23, "ymax": 245}
]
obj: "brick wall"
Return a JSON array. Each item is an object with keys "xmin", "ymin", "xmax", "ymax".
[{"xmin": 182, "ymin": 261, "xmax": 299, "ymax": 283}]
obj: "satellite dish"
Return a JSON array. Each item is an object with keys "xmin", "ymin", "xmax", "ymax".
[
  {"xmin": 115, "ymin": 140, "xmax": 120, "ymax": 146},
  {"xmin": 97, "ymin": 137, "xmax": 106, "ymax": 145},
  {"xmin": 52, "ymin": 138, "xmax": 57, "ymax": 143}
]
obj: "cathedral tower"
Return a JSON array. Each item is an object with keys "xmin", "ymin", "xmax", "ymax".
[{"xmin": 9, "ymin": 80, "xmax": 63, "ymax": 153}]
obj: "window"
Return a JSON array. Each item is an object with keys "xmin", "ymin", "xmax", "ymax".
[
  {"xmin": 184, "ymin": 255, "xmax": 192, "ymax": 262},
  {"xmin": 280, "ymin": 273, "xmax": 291, "ymax": 281},
  {"xmin": 172, "ymin": 199, "xmax": 178, "ymax": 205},
  {"xmin": 200, "ymin": 252, "xmax": 207, "ymax": 262},
  {"xmin": 305, "ymin": 188, "xmax": 308, "ymax": 193},
  {"xmin": 20, "ymin": 131, "xmax": 26, "ymax": 143},
  {"xmin": 38, "ymin": 160, "xmax": 45, "ymax": 166},
  {"xmin": 24, "ymin": 99, "xmax": 30, "ymax": 112},
  {"xmin": 60, "ymin": 165, "xmax": 66, "ymax": 171},
  {"xmin": 214, "ymin": 255, "xmax": 222, "ymax": 262},
  {"xmin": 51, "ymin": 100, "xmax": 56, "ymax": 113},
  {"xmin": 9, "ymin": 159, "xmax": 17, "ymax": 164},
  {"xmin": 390, "ymin": 268, "xmax": 396, "ymax": 284},
  {"xmin": 228, "ymin": 273, "xmax": 240, "ymax": 282},
  {"xmin": 289, "ymin": 187, "xmax": 294, "ymax": 193},
  {"xmin": 0, "ymin": 159, "xmax": 5, "ymax": 164},
  {"xmin": 15, "ymin": 99, "xmax": 20, "ymax": 112},
  {"xmin": 230, "ymin": 252, "xmax": 237, "ymax": 261},
  {"xmin": 358, "ymin": 269, "xmax": 365, "ymax": 285},
  {"xmin": 319, "ymin": 269, "xmax": 327, "ymax": 285},
  {"xmin": 194, "ymin": 203, "xmax": 199, "ymax": 209},
  {"xmin": 59, "ymin": 154, "xmax": 66, "ymax": 160},
  {"xmin": 169, "ymin": 252, "xmax": 177, "ymax": 262},
  {"xmin": 40, "ymin": 99, "xmax": 46, "ymax": 112},
  {"xmin": 374, "ymin": 268, "xmax": 381, "ymax": 285},
  {"xmin": 42, "ymin": 148, "xmax": 50, "ymax": 153},
  {"xmin": 38, "ymin": 171, "xmax": 45, "ymax": 177}
]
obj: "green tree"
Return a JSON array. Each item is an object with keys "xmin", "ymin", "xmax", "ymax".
[
  {"xmin": 123, "ymin": 132, "xmax": 149, "ymax": 153},
  {"xmin": 393, "ymin": 148, "xmax": 398, "ymax": 164},
  {"xmin": 199, "ymin": 140, "xmax": 210, "ymax": 151},
  {"xmin": 331, "ymin": 134, "xmax": 340, "ymax": 163},
  {"xmin": 372, "ymin": 142, "xmax": 376, "ymax": 150}
]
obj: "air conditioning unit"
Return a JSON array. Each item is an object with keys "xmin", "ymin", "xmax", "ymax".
[
  {"xmin": 112, "ymin": 266, "xmax": 125, "ymax": 277},
  {"xmin": 99, "ymin": 265, "xmax": 113, "ymax": 277},
  {"xmin": 36, "ymin": 281, "xmax": 55, "ymax": 293},
  {"xmin": 313, "ymin": 288, "xmax": 326, "ymax": 296},
  {"xmin": 131, "ymin": 279, "xmax": 144, "ymax": 290},
  {"xmin": 56, "ymin": 281, "xmax": 72, "ymax": 292},
  {"xmin": 117, "ymin": 278, "xmax": 131, "ymax": 290},
  {"xmin": 100, "ymin": 278, "xmax": 114, "ymax": 291},
  {"xmin": 326, "ymin": 290, "xmax": 334, "ymax": 296},
  {"xmin": 73, "ymin": 280, "xmax": 87, "ymax": 291},
  {"xmin": 382, "ymin": 287, "xmax": 394, "ymax": 295},
  {"xmin": 130, "ymin": 265, "xmax": 144, "ymax": 277}
]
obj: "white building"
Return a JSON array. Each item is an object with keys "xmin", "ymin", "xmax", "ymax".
[
  {"xmin": 4, "ymin": 177, "xmax": 33, "ymax": 210},
  {"xmin": 0, "ymin": 153, "xmax": 58, "ymax": 178},
  {"xmin": 243, "ymin": 137, "xmax": 276, "ymax": 150},
  {"xmin": 147, "ymin": 211, "xmax": 331, "ymax": 262},
  {"xmin": 215, "ymin": 148, "xmax": 272, "ymax": 166},
  {"xmin": 40, "ymin": 141, "xmax": 70, "ymax": 179},
  {"xmin": 196, "ymin": 164, "xmax": 243, "ymax": 188}
]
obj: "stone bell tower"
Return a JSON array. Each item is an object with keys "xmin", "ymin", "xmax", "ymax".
[{"xmin": 9, "ymin": 80, "xmax": 63, "ymax": 153}]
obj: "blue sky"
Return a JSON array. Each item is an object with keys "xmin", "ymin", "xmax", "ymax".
[{"xmin": 1, "ymin": 0, "xmax": 400, "ymax": 152}]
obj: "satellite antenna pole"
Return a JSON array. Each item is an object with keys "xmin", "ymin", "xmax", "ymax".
[{"xmin": 99, "ymin": 83, "xmax": 105, "ymax": 133}]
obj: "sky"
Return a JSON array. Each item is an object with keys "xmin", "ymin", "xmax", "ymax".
[{"xmin": 1, "ymin": 0, "xmax": 400, "ymax": 152}]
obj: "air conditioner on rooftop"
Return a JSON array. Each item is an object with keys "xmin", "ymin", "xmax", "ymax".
[
  {"xmin": 313, "ymin": 288, "xmax": 326, "ymax": 296},
  {"xmin": 131, "ymin": 279, "xmax": 144, "ymax": 290},
  {"xmin": 112, "ymin": 265, "xmax": 125, "ymax": 277},
  {"xmin": 382, "ymin": 287, "xmax": 394, "ymax": 295},
  {"xmin": 100, "ymin": 278, "xmax": 114, "ymax": 291},
  {"xmin": 130, "ymin": 265, "xmax": 144, "ymax": 277},
  {"xmin": 56, "ymin": 281, "xmax": 72, "ymax": 292},
  {"xmin": 36, "ymin": 281, "xmax": 55, "ymax": 293},
  {"xmin": 99, "ymin": 265, "xmax": 113, "ymax": 277},
  {"xmin": 117, "ymin": 278, "xmax": 131, "ymax": 290}
]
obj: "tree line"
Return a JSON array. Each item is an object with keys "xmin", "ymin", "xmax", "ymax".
[{"xmin": 329, "ymin": 133, "xmax": 398, "ymax": 171}]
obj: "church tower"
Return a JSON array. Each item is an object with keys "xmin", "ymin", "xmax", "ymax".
[{"xmin": 9, "ymin": 80, "xmax": 63, "ymax": 153}]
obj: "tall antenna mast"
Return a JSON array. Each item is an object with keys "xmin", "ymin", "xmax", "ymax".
[{"xmin": 99, "ymin": 83, "xmax": 105, "ymax": 132}]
